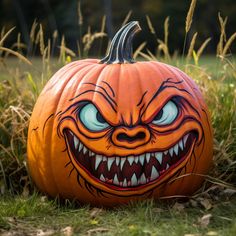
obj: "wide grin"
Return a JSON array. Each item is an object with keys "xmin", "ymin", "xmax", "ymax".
[{"xmin": 64, "ymin": 129, "xmax": 197, "ymax": 189}]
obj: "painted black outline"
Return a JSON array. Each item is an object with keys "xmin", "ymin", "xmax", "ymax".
[
  {"xmin": 82, "ymin": 82, "xmax": 117, "ymax": 106},
  {"xmin": 137, "ymin": 90, "xmax": 148, "ymax": 106},
  {"xmin": 69, "ymin": 89, "xmax": 117, "ymax": 113},
  {"xmin": 41, "ymin": 76, "xmax": 209, "ymax": 199},
  {"xmin": 101, "ymin": 81, "xmax": 115, "ymax": 97}
]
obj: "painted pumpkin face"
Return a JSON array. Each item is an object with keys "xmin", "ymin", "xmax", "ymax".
[{"xmin": 27, "ymin": 22, "xmax": 213, "ymax": 206}]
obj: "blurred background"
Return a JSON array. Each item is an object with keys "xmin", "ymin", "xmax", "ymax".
[{"xmin": 0, "ymin": 0, "xmax": 236, "ymax": 56}]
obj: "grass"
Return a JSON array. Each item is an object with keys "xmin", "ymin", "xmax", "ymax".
[
  {"xmin": 0, "ymin": 193, "xmax": 236, "ymax": 235},
  {"xmin": 0, "ymin": 1, "xmax": 236, "ymax": 234}
]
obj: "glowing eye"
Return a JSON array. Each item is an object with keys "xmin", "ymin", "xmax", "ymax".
[
  {"xmin": 79, "ymin": 103, "xmax": 110, "ymax": 131},
  {"xmin": 152, "ymin": 100, "xmax": 178, "ymax": 126}
]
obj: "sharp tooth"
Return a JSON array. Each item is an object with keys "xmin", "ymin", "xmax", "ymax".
[
  {"xmin": 139, "ymin": 173, "xmax": 146, "ymax": 184},
  {"xmin": 73, "ymin": 136, "xmax": 79, "ymax": 150},
  {"xmin": 128, "ymin": 156, "xmax": 134, "ymax": 165},
  {"xmin": 169, "ymin": 148, "xmax": 174, "ymax": 157},
  {"xmin": 173, "ymin": 143, "xmax": 179, "ymax": 156},
  {"xmin": 89, "ymin": 150, "xmax": 93, "ymax": 157},
  {"xmin": 116, "ymin": 156, "xmax": 120, "ymax": 166},
  {"xmin": 107, "ymin": 157, "xmax": 115, "ymax": 171},
  {"xmin": 120, "ymin": 158, "xmax": 126, "ymax": 171},
  {"xmin": 179, "ymin": 139, "xmax": 184, "ymax": 150},
  {"xmin": 183, "ymin": 134, "xmax": 190, "ymax": 146},
  {"xmin": 166, "ymin": 164, "xmax": 170, "ymax": 170},
  {"xmin": 69, "ymin": 130, "xmax": 74, "ymax": 136},
  {"xmin": 95, "ymin": 155, "xmax": 103, "ymax": 170},
  {"xmin": 155, "ymin": 152, "xmax": 163, "ymax": 165},
  {"xmin": 135, "ymin": 157, "xmax": 139, "ymax": 164},
  {"xmin": 146, "ymin": 153, "xmax": 151, "ymax": 163},
  {"xmin": 113, "ymin": 174, "xmax": 119, "ymax": 185},
  {"xmin": 164, "ymin": 150, "xmax": 168, "ymax": 155},
  {"xmin": 83, "ymin": 146, "xmax": 88, "ymax": 155},
  {"xmin": 139, "ymin": 154, "xmax": 145, "ymax": 165},
  {"xmin": 78, "ymin": 143, "xmax": 83, "ymax": 152},
  {"xmin": 102, "ymin": 156, "xmax": 107, "ymax": 162},
  {"xmin": 150, "ymin": 166, "xmax": 159, "ymax": 181},
  {"xmin": 131, "ymin": 173, "xmax": 138, "ymax": 186},
  {"xmin": 123, "ymin": 178, "xmax": 127, "ymax": 187},
  {"xmin": 100, "ymin": 174, "xmax": 105, "ymax": 182}
]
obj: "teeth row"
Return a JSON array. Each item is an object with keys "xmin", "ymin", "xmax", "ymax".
[
  {"xmin": 99, "ymin": 163, "xmax": 171, "ymax": 187},
  {"xmin": 72, "ymin": 132, "xmax": 190, "ymax": 172}
]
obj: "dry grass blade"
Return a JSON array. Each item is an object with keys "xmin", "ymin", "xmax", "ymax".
[
  {"xmin": 146, "ymin": 49, "xmax": 157, "ymax": 61},
  {"xmin": 39, "ymin": 24, "xmax": 45, "ymax": 56},
  {"xmin": 59, "ymin": 35, "xmax": 66, "ymax": 63},
  {"xmin": 83, "ymin": 27, "xmax": 106, "ymax": 54},
  {"xmin": 217, "ymin": 13, "xmax": 228, "ymax": 55},
  {"xmin": 47, "ymin": 39, "xmax": 51, "ymax": 64},
  {"xmin": 187, "ymin": 32, "xmax": 198, "ymax": 60},
  {"xmin": 0, "ymin": 143, "xmax": 16, "ymax": 161},
  {"xmin": 185, "ymin": 0, "xmax": 197, "ymax": 33},
  {"xmin": 100, "ymin": 15, "xmax": 106, "ymax": 33},
  {"xmin": 146, "ymin": 15, "xmax": 156, "ymax": 34},
  {"xmin": 218, "ymin": 12, "xmax": 227, "ymax": 41},
  {"xmin": 197, "ymin": 37, "xmax": 211, "ymax": 58},
  {"xmin": 58, "ymin": 46, "xmax": 76, "ymax": 57},
  {"xmin": 78, "ymin": 0, "xmax": 83, "ymax": 26},
  {"xmin": 121, "ymin": 10, "xmax": 133, "ymax": 26},
  {"xmin": 133, "ymin": 42, "xmax": 147, "ymax": 59},
  {"xmin": 0, "ymin": 46, "xmax": 32, "ymax": 65},
  {"xmin": 0, "ymin": 26, "xmax": 5, "ymax": 39},
  {"xmin": 157, "ymin": 39, "xmax": 170, "ymax": 61},
  {"xmin": 30, "ymin": 20, "xmax": 38, "ymax": 43},
  {"xmin": 138, "ymin": 51, "xmax": 154, "ymax": 61},
  {"xmin": 222, "ymin": 32, "xmax": 236, "ymax": 57},
  {"xmin": 0, "ymin": 27, "xmax": 15, "ymax": 46},
  {"xmin": 164, "ymin": 16, "xmax": 170, "ymax": 47}
]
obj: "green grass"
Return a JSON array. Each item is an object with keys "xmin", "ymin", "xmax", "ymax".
[{"xmin": 0, "ymin": 193, "xmax": 236, "ymax": 235}]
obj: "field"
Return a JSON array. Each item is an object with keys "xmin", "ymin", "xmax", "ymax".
[{"xmin": 0, "ymin": 3, "xmax": 236, "ymax": 235}]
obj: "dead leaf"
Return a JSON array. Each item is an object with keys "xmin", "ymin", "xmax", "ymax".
[
  {"xmin": 206, "ymin": 231, "xmax": 218, "ymax": 235},
  {"xmin": 40, "ymin": 196, "xmax": 48, "ymax": 202},
  {"xmin": 200, "ymin": 198, "xmax": 212, "ymax": 210},
  {"xmin": 173, "ymin": 202, "xmax": 185, "ymax": 212},
  {"xmin": 87, "ymin": 227, "xmax": 109, "ymax": 236},
  {"xmin": 61, "ymin": 226, "xmax": 73, "ymax": 236},
  {"xmin": 198, "ymin": 214, "xmax": 212, "ymax": 228},
  {"xmin": 189, "ymin": 199, "xmax": 198, "ymax": 208},
  {"xmin": 36, "ymin": 229, "xmax": 55, "ymax": 236},
  {"xmin": 152, "ymin": 208, "xmax": 164, "ymax": 213},
  {"xmin": 184, "ymin": 234, "xmax": 201, "ymax": 236},
  {"xmin": 222, "ymin": 188, "xmax": 236, "ymax": 197},
  {"xmin": 90, "ymin": 207, "xmax": 103, "ymax": 218}
]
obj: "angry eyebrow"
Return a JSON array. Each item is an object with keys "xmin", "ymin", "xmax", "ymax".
[
  {"xmin": 69, "ymin": 83, "xmax": 117, "ymax": 112},
  {"xmin": 148, "ymin": 78, "xmax": 192, "ymax": 104},
  {"xmin": 140, "ymin": 78, "xmax": 192, "ymax": 116}
]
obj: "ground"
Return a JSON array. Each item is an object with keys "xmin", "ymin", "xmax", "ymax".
[{"xmin": 0, "ymin": 55, "xmax": 236, "ymax": 236}]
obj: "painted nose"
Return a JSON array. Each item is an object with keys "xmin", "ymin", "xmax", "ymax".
[{"xmin": 112, "ymin": 125, "xmax": 151, "ymax": 149}]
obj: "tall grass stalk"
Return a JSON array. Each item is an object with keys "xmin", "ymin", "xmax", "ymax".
[{"xmin": 183, "ymin": 0, "xmax": 197, "ymax": 57}]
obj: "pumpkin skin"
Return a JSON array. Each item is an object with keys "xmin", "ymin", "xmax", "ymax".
[{"xmin": 27, "ymin": 22, "xmax": 213, "ymax": 206}]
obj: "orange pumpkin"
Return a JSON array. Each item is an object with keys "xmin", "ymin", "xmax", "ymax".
[{"xmin": 27, "ymin": 21, "xmax": 213, "ymax": 206}]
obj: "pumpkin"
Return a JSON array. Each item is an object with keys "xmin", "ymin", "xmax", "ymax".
[{"xmin": 27, "ymin": 21, "xmax": 213, "ymax": 206}]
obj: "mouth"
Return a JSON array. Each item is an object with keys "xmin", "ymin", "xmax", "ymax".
[{"xmin": 64, "ymin": 129, "xmax": 197, "ymax": 190}]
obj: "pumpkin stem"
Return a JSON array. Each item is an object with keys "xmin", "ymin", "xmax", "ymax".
[{"xmin": 100, "ymin": 21, "xmax": 141, "ymax": 64}]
